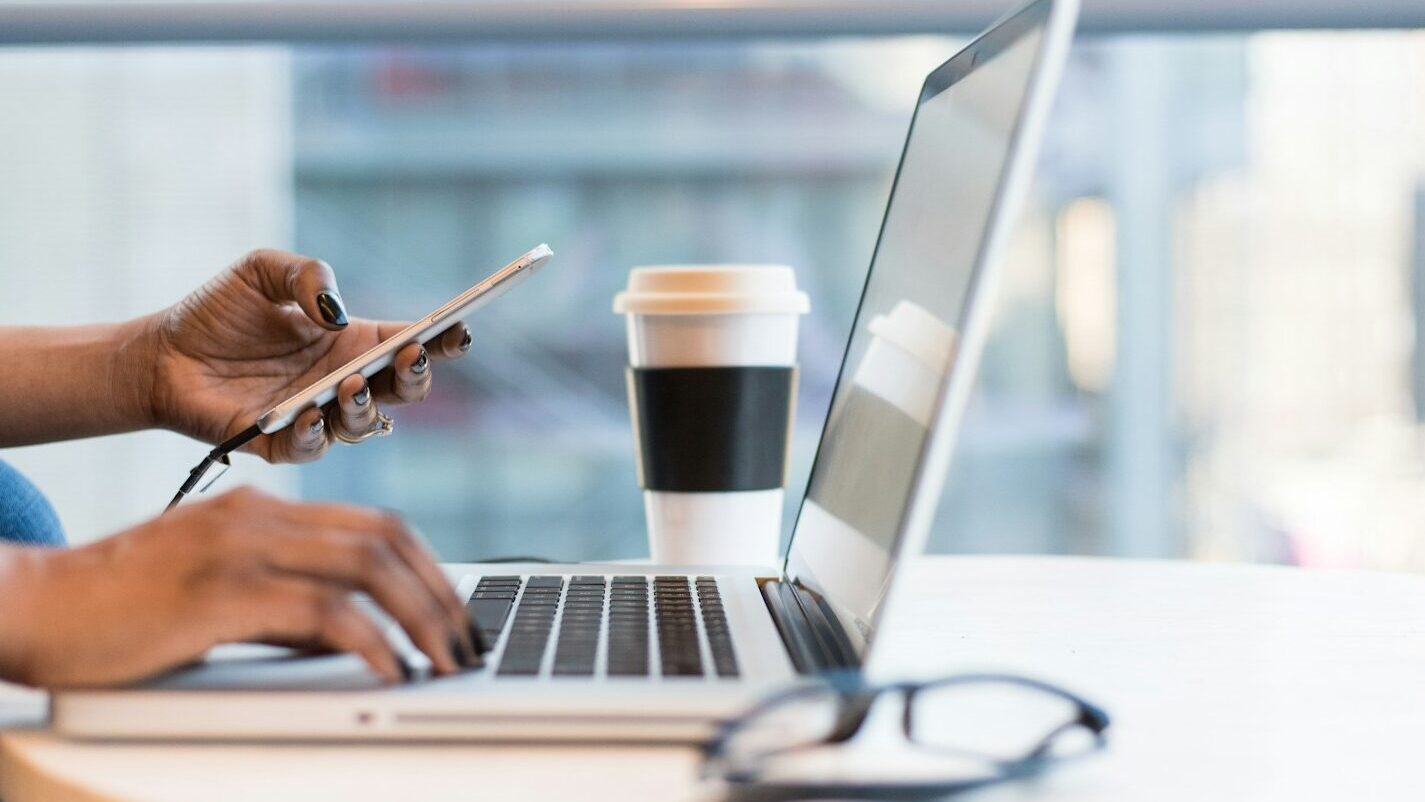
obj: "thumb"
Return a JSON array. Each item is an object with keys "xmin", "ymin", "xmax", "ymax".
[{"xmin": 241, "ymin": 249, "xmax": 349, "ymax": 332}]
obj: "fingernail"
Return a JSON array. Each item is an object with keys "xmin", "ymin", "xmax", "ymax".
[
  {"xmin": 316, "ymin": 291, "xmax": 348, "ymax": 328},
  {"xmin": 451, "ymin": 632, "xmax": 483, "ymax": 669},
  {"xmin": 458, "ymin": 330, "xmax": 472, "ymax": 353},
  {"xmin": 353, "ymin": 384, "xmax": 370, "ymax": 407},
  {"xmin": 467, "ymin": 620, "xmax": 490, "ymax": 656},
  {"xmin": 411, "ymin": 349, "xmax": 429, "ymax": 375},
  {"xmin": 308, "ymin": 416, "xmax": 325, "ymax": 436}
]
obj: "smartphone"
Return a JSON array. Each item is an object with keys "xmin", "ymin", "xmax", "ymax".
[{"xmin": 255, "ymin": 243, "xmax": 554, "ymax": 434}]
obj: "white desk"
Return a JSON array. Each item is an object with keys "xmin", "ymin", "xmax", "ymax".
[{"xmin": 2, "ymin": 555, "xmax": 1423, "ymax": 801}]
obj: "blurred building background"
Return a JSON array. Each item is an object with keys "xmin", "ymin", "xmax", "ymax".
[{"xmin": 2, "ymin": 3, "xmax": 1425, "ymax": 573}]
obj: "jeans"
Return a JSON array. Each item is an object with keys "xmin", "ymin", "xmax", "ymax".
[{"xmin": 0, "ymin": 459, "xmax": 66, "ymax": 546}]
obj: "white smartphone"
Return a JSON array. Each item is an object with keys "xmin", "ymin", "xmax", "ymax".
[{"xmin": 255, "ymin": 243, "xmax": 554, "ymax": 434}]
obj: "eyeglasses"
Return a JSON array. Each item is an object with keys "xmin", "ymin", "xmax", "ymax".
[{"xmin": 701, "ymin": 672, "xmax": 1110, "ymax": 801}]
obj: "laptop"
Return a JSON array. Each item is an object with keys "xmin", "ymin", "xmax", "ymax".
[{"xmin": 53, "ymin": 0, "xmax": 1078, "ymax": 742}]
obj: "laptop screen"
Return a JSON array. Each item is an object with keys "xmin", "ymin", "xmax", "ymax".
[{"xmin": 784, "ymin": 1, "xmax": 1055, "ymax": 647}]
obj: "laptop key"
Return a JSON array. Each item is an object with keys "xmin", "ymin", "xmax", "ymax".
[
  {"xmin": 697, "ymin": 581, "xmax": 740, "ymax": 677},
  {"xmin": 661, "ymin": 659, "xmax": 703, "ymax": 677},
  {"xmin": 466, "ymin": 597, "xmax": 514, "ymax": 636},
  {"xmin": 497, "ymin": 660, "xmax": 542, "ymax": 677}
]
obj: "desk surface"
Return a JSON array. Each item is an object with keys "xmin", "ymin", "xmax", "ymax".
[{"xmin": 2, "ymin": 555, "xmax": 1423, "ymax": 801}]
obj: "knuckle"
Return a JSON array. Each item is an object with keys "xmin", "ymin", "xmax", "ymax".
[
  {"xmin": 356, "ymin": 539, "xmax": 395, "ymax": 577},
  {"xmin": 290, "ymin": 427, "xmax": 326, "ymax": 455},
  {"xmin": 238, "ymin": 249, "xmax": 289, "ymax": 285},
  {"xmin": 238, "ymin": 248, "xmax": 272, "ymax": 273},
  {"xmin": 299, "ymin": 439, "xmax": 330, "ymax": 462},
  {"xmin": 292, "ymin": 256, "xmax": 328, "ymax": 289},
  {"xmin": 223, "ymin": 485, "xmax": 265, "ymax": 507},
  {"xmin": 379, "ymin": 510, "xmax": 413, "ymax": 544},
  {"xmin": 284, "ymin": 260, "xmax": 306, "ymax": 299},
  {"xmin": 339, "ymin": 385, "xmax": 367, "ymax": 410},
  {"xmin": 348, "ymin": 399, "xmax": 376, "ymax": 421},
  {"xmin": 339, "ymin": 412, "xmax": 372, "ymax": 438},
  {"xmin": 312, "ymin": 591, "xmax": 350, "ymax": 632},
  {"xmin": 421, "ymin": 593, "xmax": 450, "ymax": 625}
]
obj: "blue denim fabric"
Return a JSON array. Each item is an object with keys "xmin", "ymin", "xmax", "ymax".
[{"xmin": 0, "ymin": 459, "xmax": 66, "ymax": 546}]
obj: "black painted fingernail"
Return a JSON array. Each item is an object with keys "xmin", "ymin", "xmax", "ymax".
[
  {"xmin": 458, "ymin": 330, "xmax": 472, "ymax": 353},
  {"xmin": 309, "ymin": 416, "xmax": 325, "ymax": 436},
  {"xmin": 316, "ymin": 291, "xmax": 348, "ymax": 328},
  {"xmin": 411, "ymin": 349, "xmax": 429, "ymax": 375},
  {"xmin": 353, "ymin": 384, "xmax": 370, "ymax": 406},
  {"xmin": 467, "ymin": 620, "xmax": 490, "ymax": 656},
  {"xmin": 451, "ymin": 632, "xmax": 483, "ymax": 669}
]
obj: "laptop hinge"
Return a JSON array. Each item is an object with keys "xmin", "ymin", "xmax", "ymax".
[{"xmin": 759, "ymin": 579, "xmax": 861, "ymax": 674}]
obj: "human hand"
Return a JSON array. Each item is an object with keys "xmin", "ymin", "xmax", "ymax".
[
  {"xmin": 140, "ymin": 249, "xmax": 472, "ymax": 462},
  {"xmin": 0, "ymin": 487, "xmax": 480, "ymax": 688}
]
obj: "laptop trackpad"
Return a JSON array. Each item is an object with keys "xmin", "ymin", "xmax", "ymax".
[{"xmin": 137, "ymin": 644, "xmax": 385, "ymax": 692}]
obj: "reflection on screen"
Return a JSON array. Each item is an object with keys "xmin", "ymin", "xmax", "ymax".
[{"xmin": 786, "ymin": 22, "xmax": 1046, "ymax": 643}]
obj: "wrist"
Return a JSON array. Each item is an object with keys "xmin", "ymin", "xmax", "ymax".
[{"xmin": 111, "ymin": 313, "xmax": 164, "ymax": 432}]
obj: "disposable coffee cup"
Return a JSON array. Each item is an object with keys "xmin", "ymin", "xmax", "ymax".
[{"xmin": 614, "ymin": 266, "xmax": 810, "ymax": 567}]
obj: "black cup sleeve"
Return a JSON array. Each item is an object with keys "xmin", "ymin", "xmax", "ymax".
[{"xmin": 627, "ymin": 366, "xmax": 796, "ymax": 493}]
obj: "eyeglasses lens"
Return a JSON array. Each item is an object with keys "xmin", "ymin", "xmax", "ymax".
[
  {"xmin": 909, "ymin": 680, "xmax": 1089, "ymax": 761},
  {"xmin": 720, "ymin": 685, "xmax": 844, "ymax": 769}
]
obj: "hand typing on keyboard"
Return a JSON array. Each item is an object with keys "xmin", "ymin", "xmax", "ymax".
[{"xmin": 0, "ymin": 486, "xmax": 485, "ymax": 688}]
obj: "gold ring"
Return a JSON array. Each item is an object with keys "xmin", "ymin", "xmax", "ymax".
[{"xmin": 330, "ymin": 409, "xmax": 394, "ymax": 445}]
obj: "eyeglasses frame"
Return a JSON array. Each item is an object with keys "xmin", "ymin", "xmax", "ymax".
[{"xmin": 700, "ymin": 671, "xmax": 1110, "ymax": 802}]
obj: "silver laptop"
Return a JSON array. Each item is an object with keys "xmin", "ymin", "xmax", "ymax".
[{"xmin": 53, "ymin": 0, "xmax": 1077, "ymax": 742}]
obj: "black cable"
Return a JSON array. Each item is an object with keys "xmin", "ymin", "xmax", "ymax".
[{"xmin": 165, "ymin": 424, "xmax": 262, "ymax": 512}]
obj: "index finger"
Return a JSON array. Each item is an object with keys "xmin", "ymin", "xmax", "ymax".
[
  {"xmin": 237, "ymin": 249, "xmax": 350, "ymax": 332},
  {"xmin": 373, "ymin": 320, "xmax": 471, "ymax": 363},
  {"xmin": 271, "ymin": 502, "xmax": 472, "ymax": 650}
]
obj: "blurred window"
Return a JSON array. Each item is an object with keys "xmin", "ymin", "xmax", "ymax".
[{"xmin": 4, "ymin": 31, "xmax": 1425, "ymax": 573}]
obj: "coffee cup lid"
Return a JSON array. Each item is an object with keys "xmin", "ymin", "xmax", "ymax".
[
  {"xmin": 614, "ymin": 265, "xmax": 810, "ymax": 316},
  {"xmin": 867, "ymin": 300, "xmax": 958, "ymax": 374}
]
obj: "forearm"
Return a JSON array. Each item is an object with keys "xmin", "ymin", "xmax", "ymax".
[
  {"xmin": 0, "ymin": 316, "xmax": 158, "ymax": 447},
  {"xmin": 0, "ymin": 544, "xmax": 47, "ymax": 685}
]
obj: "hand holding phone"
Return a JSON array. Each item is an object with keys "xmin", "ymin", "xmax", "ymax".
[
  {"xmin": 165, "ymin": 243, "xmax": 554, "ymax": 510},
  {"xmin": 256, "ymin": 243, "xmax": 553, "ymax": 433}
]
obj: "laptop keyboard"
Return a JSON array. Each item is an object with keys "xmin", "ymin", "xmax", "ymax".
[{"xmin": 466, "ymin": 575, "xmax": 739, "ymax": 679}]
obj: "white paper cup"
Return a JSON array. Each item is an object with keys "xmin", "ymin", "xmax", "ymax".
[{"xmin": 615, "ymin": 266, "xmax": 809, "ymax": 567}]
